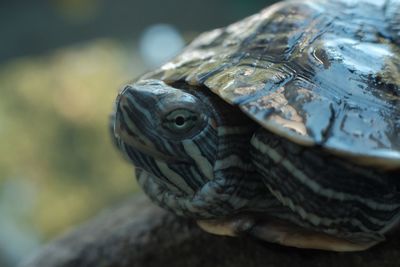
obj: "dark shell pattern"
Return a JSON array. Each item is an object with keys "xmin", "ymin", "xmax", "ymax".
[{"xmin": 144, "ymin": 0, "xmax": 400, "ymax": 169}]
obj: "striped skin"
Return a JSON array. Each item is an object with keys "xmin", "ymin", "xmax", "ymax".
[
  {"xmin": 113, "ymin": 79, "xmax": 281, "ymax": 218},
  {"xmin": 251, "ymin": 129, "xmax": 400, "ymax": 244},
  {"xmin": 112, "ymin": 79, "xmax": 400, "ymax": 248}
]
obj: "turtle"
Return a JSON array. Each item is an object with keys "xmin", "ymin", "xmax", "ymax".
[{"xmin": 111, "ymin": 0, "xmax": 400, "ymax": 251}]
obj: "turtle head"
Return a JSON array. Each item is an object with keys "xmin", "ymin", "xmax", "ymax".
[
  {"xmin": 112, "ymin": 79, "xmax": 227, "ymax": 216},
  {"xmin": 112, "ymin": 79, "xmax": 261, "ymax": 217}
]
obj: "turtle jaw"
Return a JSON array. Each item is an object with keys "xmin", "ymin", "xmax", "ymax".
[{"xmin": 114, "ymin": 121, "xmax": 192, "ymax": 164}]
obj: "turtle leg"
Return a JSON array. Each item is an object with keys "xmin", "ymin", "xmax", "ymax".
[{"xmin": 197, "ymin": 215, "xmax": 378, "ymax": 252}]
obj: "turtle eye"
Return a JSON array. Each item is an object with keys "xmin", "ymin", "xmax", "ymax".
[{"xmin": 162, "ymin": 109, "xmax": 200, "ymax": 135}]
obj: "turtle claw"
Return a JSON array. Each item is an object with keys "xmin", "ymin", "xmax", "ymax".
[
  {"xmin": 247, "ymin": 219, "xmax": 377, "ymax": 252},
  {"xmin": 197, "ymin": 216, "xmax": 377, "ymax": 252},
  {"xmin": 197, "ymin": 216, "xmax": 255, "ymax": 237}
]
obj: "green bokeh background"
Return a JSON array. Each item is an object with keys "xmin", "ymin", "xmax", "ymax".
[{"xmin": 0, "ymin": 0, "xmax": 275, "ymax": 266}]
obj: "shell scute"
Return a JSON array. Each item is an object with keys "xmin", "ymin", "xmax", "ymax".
[{"xmin": 145, "ymin": 0, "xmax": 400, "ymax": 168}]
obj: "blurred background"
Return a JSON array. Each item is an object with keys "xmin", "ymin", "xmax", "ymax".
[{"xmin": 0, "ymin": 0, "xmax": 276, "ymax": 266}]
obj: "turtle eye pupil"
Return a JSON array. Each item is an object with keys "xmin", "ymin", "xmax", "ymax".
[{"xmin": 175, "ymin": 116, "xmax": 185, "ymax": 126}]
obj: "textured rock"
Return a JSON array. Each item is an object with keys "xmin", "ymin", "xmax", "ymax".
[{"xmin": 20, "ymin": 194, "xmax": 400, "ymax": 267}]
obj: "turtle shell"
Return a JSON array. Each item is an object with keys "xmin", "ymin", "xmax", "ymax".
[{"xmin": 143, "ymin": 0, "xmax": 400, "ymax": 170}]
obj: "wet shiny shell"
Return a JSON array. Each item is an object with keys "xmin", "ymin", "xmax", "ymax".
[{"xmin": 143, "ymin": 0, "xmax": 400, "ymax": 170}]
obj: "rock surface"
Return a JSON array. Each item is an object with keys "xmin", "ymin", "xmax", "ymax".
[{"xmin": 20, "ymin": 194, "xmax": 400, "ymax": 267}]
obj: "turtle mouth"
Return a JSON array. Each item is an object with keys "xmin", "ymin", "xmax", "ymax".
[{"xmin": 114, "ymin": 119, "xmax": 192, "ymax": 164}]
